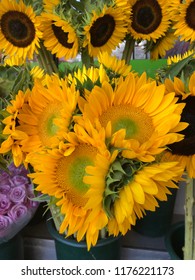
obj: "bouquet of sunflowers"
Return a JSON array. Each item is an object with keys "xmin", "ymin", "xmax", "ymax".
[{"xmin": 0, "ymin": 0, "xmax": 195, "ymax": 255}]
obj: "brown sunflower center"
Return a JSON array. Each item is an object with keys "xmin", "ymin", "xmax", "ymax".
[
  {"xmin": 168, "ymin": 96, "xmax": 195, "ymax": 156},
  {"xmin": 99, "ymin": 105, "xmax": 154, "ymax": 143},
  {"xmin": 131, "ymin": 0, "xmax": 162, "ymax": 34},
  {"xmin": 52, "ymin": 23, "xmax": 74, "ymax": 49},
  {"xmin": 185, "ymin": 1, "xmax": 195, "ymax": 30},
  {"xmin": 56, "ymin": 145, "xmax": 97, "ymax": 207},
  {"xmin": 90, "ymin": 14, "xmax": 116, "ymax": 47},
  {"xmin": 1, "ymin": 11, "xmax": 35, "ymax": 47}
]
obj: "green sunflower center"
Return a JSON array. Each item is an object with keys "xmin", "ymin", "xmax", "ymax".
[
  {"xmin": 90, "ymin": 14, "xmax": 116, "ymax": 47},
  {"xmin": 99, "ymin": 105, "xmax": 154, "ymax": 143},
  {"xmin": 38, "ymin": 102, "xmax": 62, "ymax": 147},
  {"xmin": 185, "ymin": 1, "xmax": 195, "ymax": 30},
  {"xmin": 1, "ymin": 11, "xmax": 35, "ymax": 47},
  {"xmin": 131, "ymin": 0, "xmax": 162, "ymax": 34},
  {"xmin": 56, "ymin": 145, "xmax": 97, "ymax": 207},
  {"xmin": 52, "ymin": 23, "xmax": 74, "ymax": 49}
]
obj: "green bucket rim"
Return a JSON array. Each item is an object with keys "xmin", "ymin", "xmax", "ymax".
[
  {"xmin": 46, "ymin": 217, "xmax": 121, "ymax": 248},
  {"xmin": 164, "ymin": 221, "xmax": 184, "ymax": 260}
]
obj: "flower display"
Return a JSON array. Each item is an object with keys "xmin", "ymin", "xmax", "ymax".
[
  {"xmin": 0, "ymin": 162, "xmax": 39, "ymax": 243},
  {"xmin": 0, "ymin": 0, "xmax": 195, "ymax": 253}
]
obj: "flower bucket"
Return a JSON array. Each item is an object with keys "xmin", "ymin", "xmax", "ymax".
[
  {"xmin": 47, "ymin": 218, "xmax": 121, "ymax": 260},
  {"xmin": 133, "ymin": 188, "xmax": 177, "ymax": 237},
  {"xmin": 0, "ymin": 234, "xmax": 24, "ymax": 260},
  {"xmin": 164, "ymin": 221, "xmax": 184, "ymax": 260}
]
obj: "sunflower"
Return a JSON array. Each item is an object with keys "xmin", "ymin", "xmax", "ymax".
[
  {"xmin": 114, "ymin": 0, "xmax": 131, "ymax": 19},
  {"xmin": 30, "ymin": 65, "xmax": 45, "ymax": 80},
  {"xmin": 164, "ymin": 76, "xmax": 189, "ymax": 99},
  {"xmin": 173, "ymin": 0, "xmax": 195, "ymax": 43},
  {"xmin": 107, "ymin": 160, "xmax": 183, "ymax": 235},
  {"xmin": 15, "ymin": 77, "xmax": 79, "ymax": 155},
  {"xmin": 150, "ymin": 32, "xmax": 177, "ymax": 59},
  {"xmin": 84, "ymin": 141, "xmax": 183, "ymax": 237},
  {"xmin": 167, "ymin": 50, "xmax": 195, "ymax": 66},
  {"xmin": 96, "ymin": 52, "xmax": 133, "ymax": 89},
  {"xmin": 43, "ymin": 0, "xmax": 60, "ymax": 12},
  {"xmin": 3, "ymin": 55, "xmax": 25, "ymax": 66},
  {"xmin": 0, "ymin": 0, "xmax": 42, "ymax": 61},
  {"xmin": 67, "ymin": 64, "xmax": 108, "ymax": 88},
  {"xmin": 163, "ymin": 51, "xmax": 195, "ymax": 98},
  {"xmin": 98, "ymin": 52, "xmax": 132, "ymax": 77},
  {"xmin": 165, "ymin": 72, "xmax": 195, "ymax": 178},
  {"xmin": 0, "ymin": 90, "xmax": 29, "ymax": 166},
  {"xmin": 129, "ymin": 0, "xmax": 171, "ymax": 42},
  {"xmin": 28, "ymin": 126, "xmax": 110, "ymax": 250},
  {"xmin": 82, "ymin": 5, "xmax": 129, "ymax": 57},
  {"xmin": 78, "ymin": 72, "xmax": 187, "ymax": 162},
  {"xmin": 66, "ymin": 64, "xmax": 109, "ymax": 111},
  {"xmin": 39, "ymin": 12, "xmax": 79, "ymax": 60},
  {"xmin": 168, "ymin": 0, "xmax": 182, "ymax": 18}
]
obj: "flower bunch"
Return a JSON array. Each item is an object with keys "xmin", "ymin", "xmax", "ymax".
[
  {"xmin": 0, "ymin": 0, "xmax": 195, "ymax": 252},
  {"xmin": 0, "ymin": 51, "xmax": 187, "ymax": 249},
  {"xmin": 0, "ymin": 162, "xmax": 39, "ymax": 243}
]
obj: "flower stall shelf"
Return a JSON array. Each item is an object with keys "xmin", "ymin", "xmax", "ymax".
[
  {"xmin": 0, "ymin": 162, "xmax": 39, "ymax": 259},
  {"xmin": 1, "ymin": 0, "xmax": 195, "ymax": 260}
]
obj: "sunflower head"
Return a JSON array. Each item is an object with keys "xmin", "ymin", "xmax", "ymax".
[
  {"xmin": 0, "ymin": 0, "xmax": 42, "ymax": 60},
  {"xmin": 164, "ymin": 71, "xmax": 195, "ymax": 178},
  {"xmin": 97, "ymin": 52, "xmax": 132, "ymax": 84},
  {"xmin": 82, "ymin": 4, "xmax": 129, "ymax": 57},
  {"xmin": 173, "ymin": 0, "xmax": 195, "ymax": 43},
  {"xmin": 28, "ymin": 124, "xmax": 110, "ymax": 250},
  {"xmin": 129, "ymin": 0, "xmax": 171, "ymax": 42},
  {"xmin": 39, "ymin": 12, "xmax": 79, "ymax": 60}
]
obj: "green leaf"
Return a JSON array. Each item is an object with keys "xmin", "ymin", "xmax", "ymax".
[
  {"xmin": 111, "ymin": 160, "xmax": 126, "ymax": 174},
  {"xmin": 165, "ymin": 53, "xmax": 195, "ymax": 79}
]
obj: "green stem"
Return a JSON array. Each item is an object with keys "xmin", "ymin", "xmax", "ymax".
[
  {"xmin": 122, "ymin": 35, "xmax": 135, "ymax": 64},
  {"xmin": 81, "ymin": 47, "xmax": 94, "ymax": 68},
  {"xmin": 49, "ymin": 202, "xmax": 63, "ymax": 232},
  {"xmin": 37, "ymin": 41, "xmax": 59, "ymax": 75},
  {"xmin": 184, "ymin": 175, "xmax": 195, "ymax": 260}
]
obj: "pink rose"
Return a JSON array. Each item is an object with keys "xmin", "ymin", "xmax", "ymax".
[
  {"xmin": 8, "ymin": 204, "xmax": 29, "ymax": 223},
  {"xmin": 11, "ymin": 175, "xmax": 29, "ymax": 187},
  {"xmin": 0, "ymin": 184, "xmax": 11, "ymax": 195},
  {"xmin": 0, "ymin": 172, "xmax": 11, "ymax": 186},
  {"xmin": 0, "ymin": 194, "xmax": 11, "ymax": 215},
  {"xmin": 9, "ymin": 185, "xmax": 26, "ymax": 204}
]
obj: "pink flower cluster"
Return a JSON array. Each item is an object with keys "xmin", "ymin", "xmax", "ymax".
[{"xmin": 0, "ymin": 163, "xmax": 39, "ymax": 243}]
